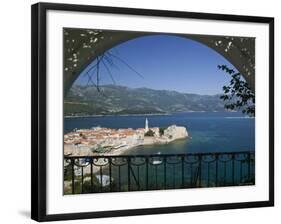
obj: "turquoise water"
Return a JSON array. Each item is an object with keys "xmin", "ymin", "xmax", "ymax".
[{"xmin": 64, "ymin": 112, "xmax": 255, "ymax": 154}]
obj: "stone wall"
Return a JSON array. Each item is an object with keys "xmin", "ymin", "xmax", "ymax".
[{"xmin": 164, "ymin": 125, "xmax": 188, "ymax": 140}]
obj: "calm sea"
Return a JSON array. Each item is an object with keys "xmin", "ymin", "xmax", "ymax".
[{"xmin": 64, "ymin": 112, "xmax": 255, "ymax": 154}]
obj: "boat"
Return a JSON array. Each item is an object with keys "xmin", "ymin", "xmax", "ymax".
[{"xmin": 152, "ymin": 160, "xmax": 162, "ymax": 165}]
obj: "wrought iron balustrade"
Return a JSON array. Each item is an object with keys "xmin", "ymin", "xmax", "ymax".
[{"xmin": 64, "ymin": 151, "xmax": 255, "ymax": 194}]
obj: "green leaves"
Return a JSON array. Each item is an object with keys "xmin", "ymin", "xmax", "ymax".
[
  {"xmin": 217, "ymin": 65, "xmax": 235, "ymax": 75},
  {"xmin": 144, "ymin": 129, "xmax": 155, "ymax": 137},
  {"xmin": 218, "ymin": 64, "xmax": 255, "ymax": 117}
]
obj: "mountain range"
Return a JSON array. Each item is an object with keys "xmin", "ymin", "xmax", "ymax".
[{"xmin": 64, "ymin": 85, "xmax": 228, "ymax": 116}]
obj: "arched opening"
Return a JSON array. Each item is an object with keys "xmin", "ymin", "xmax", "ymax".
[
  {"xmin": 64, "ymin": 29, "xmax": 255, "ymax": 96},
  {"xmin": 71, "ymin": 34, "xmax": 234, "ymax": 94}
]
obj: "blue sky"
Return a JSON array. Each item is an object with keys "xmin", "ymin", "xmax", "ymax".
[{"xmin": 74, "ymin": 34, "xmax": 236, "ymax": 95}]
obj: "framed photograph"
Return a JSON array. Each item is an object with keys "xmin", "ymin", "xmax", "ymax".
[{"xmin": 31, "ymin": 2, "xmax": 274, "ymax": 222}]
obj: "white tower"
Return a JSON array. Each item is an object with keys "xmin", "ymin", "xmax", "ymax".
[{"xmin": 145, "ymin": 118, "xmax": 149, "ymax": 132}]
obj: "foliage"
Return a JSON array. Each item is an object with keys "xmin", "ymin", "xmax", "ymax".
[
  {"xmin": 159, "ymin": 127, "xmax": 166, "ymax": 136},
  {"xmin": 218, "ymin": 65, "xmax": 255, "ymax": 116},
  {"xmin": 91, "ymin": 145, "xmax": 104, "ymax": 153},
  {"xmin": 144, "ymin": 129, "xmax": 155, "ymax": 137},
  {"xmin": 79, "ymin": 133, "xmax": 87, "ymax": 139}
]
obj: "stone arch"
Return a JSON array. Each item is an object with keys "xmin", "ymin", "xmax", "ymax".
[{"xmin": 64, "ymin": 28, "xmax": 255, "ymax": 96}]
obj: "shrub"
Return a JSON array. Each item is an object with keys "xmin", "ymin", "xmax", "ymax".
[
  {"xmin": 144, "ymin": 129, "xmax": 155, "ymax": 137},
  {"xmin": 159, "ymin": 127, "xmax": 166, "ymax": 136}
]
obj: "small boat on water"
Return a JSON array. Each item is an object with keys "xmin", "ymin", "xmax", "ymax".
[{"xmin": 152, "ymin": 160, "xmax": 162, "ymax": 165}]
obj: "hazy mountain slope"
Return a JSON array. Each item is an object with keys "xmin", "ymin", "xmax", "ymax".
[{"xmin": 64, "ymin": 85, "xmax": 227, "ymax": 116}]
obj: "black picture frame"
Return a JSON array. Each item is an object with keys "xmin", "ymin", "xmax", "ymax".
[{"xmin": 31, "ymin": 2, "xmax": 274, "ymax": 222}]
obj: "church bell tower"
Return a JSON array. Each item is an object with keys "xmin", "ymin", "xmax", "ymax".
[{"xmin": 145, "ymin": 118, "xmax": 149, "ymax": 132}]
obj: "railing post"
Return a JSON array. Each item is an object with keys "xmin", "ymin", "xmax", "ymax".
[
  {"xmin": 90, "ymin": 158, "xmax": 93, "ymax": 192},
  {"xmin": 239, "ymin": 159, "xmax": 243, "ymax": 183},
  {"xmin": 164, "ymin": 156, "xmax": 167, "ymax": 189},
  {"xmin": 190, "ymin": 163, "xmax": 193, "ymax": 186},
  {"xmin": 127, "ymin": 157, "xmax": 131, "ymax": 191},
  {"xmin": 232, "ymin": 154, "xmax": 235, "ymax": 185},
  {"xmin": 172, "ymin": 164, "xmax": 176, "ymax": 188},
  {"xmin": 247, "ymin": 152, "xmax": 251, "ymax": 182},
  {"xmin": 145, "ymin": 157, "xmax": 149, "ymax": 190},
  {"xmin": 198, "ymin": 155, "xmax": 202, "ymax": 187},
  {"xmin": 181, "ymin": 155, "xmax": 184, "ymax": 188},
  {"xmin": 207, "ymin": 162, "xmax": 210, "ymax": 187},
  {"xmin": 137, "ymin": 166, "xmax": 140, "ymax": 191},
  {"xmin": 215, "ymin": 154, "xmax": 218, "ymax": 187},
  {"xmin": 155, "ymin": 165, "xmax": 158, "ymax": 189},
  {"xmin": 109, "ymin": 157, "xmax": 112, "ymax": 192},
  {"xmin": 99, "ymin": 163, "xmax": 103, "ymax": 192},
  {"xmin": 252, "ymin": 153, "xmax": 255, "ymax": 184},
  {"xmin": 223, "ymin": 161, "xmax": 227, "ymax": 186},
  {"xmin": 71, "ymin": 158, "xmax": 75, "ymax": 194},
  {"xmin": 81, "ymin": 166, "xmax": 84, "ymax": 193},
  {"xmin": 118, "ymin": 166, "xmax": 121, "ymax": 191}
]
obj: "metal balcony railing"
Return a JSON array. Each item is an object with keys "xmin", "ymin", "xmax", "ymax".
[{"xmin": 64, "ymin": 151, "xmax": 255, "ymax": 194}]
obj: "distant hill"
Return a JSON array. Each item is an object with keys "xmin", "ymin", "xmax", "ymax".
[{"xmin": 64, "ymin": 85, "xmax": 228, "ymax": 116}]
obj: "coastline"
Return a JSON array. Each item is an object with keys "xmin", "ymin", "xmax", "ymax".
[
  {"xmin": 64, "ymin": 135, "xmax": 190, "ymax": 157},
  {"xmin": 95, "ymin": 136, "xmax": 190, "ymax": 156},
  {"xmin": 117, "ymin": 136, "xmax": 190, "ymax": 156},
  {"xmin": 63, "ymin": 111, "xmax": 240, "ymax": 118},
  {"xmin": 64, "ymin": 113, "xmax": 170, "ymax": 118}
]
